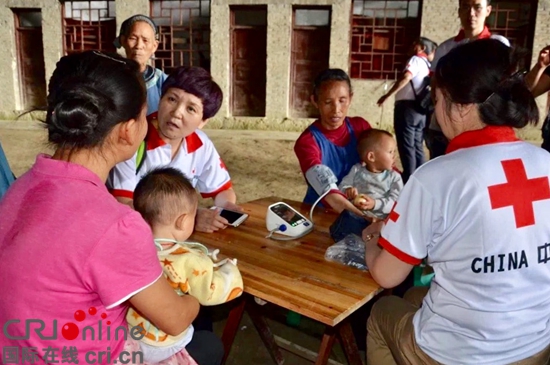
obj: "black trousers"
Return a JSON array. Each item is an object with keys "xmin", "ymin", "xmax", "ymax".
[
  {"xmin": 394, "ymin": 100, "xmax": 427, "ymax": 183},
  {"xmin": 186, "ymin": 330, "xmax": 224, "ymax": 365}
]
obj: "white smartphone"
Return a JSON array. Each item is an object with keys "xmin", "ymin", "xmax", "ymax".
[{"xmin": 213, "ymin": 208, "xmax": 249, "ymax": 227}]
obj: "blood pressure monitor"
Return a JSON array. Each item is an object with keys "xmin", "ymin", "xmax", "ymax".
[
  {"xmin": 266, "ymin": 202, "xmax": 313, "ymax": 238},
  {"xmin": 265, "ymin": 164, "xmax": 336, "ymax": 240}
]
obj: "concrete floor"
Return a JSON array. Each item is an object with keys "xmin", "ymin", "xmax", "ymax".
[{"xmin": 210, "ymin": 302, "xmax": 361, "ymax": 365}]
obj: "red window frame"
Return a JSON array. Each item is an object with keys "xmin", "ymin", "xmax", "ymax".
[
  {"xmin": 486, "ymin": 0, "xmax": 538, "ymax": 69},
  {"xmin": 350, "ymin": 0, "xmax": 422, "ymax": 80},
  {"xmin": 61, "ymin": 0, "xmax": 116, "ymax": 55},
  {"xmin": 150, "ymin": 0, "xmax": 211, "ymax": 75}
]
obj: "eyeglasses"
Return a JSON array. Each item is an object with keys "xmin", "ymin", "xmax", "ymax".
[{"xmin": 92, "ymin": 50, "xmax": 126, "ymax": 64}]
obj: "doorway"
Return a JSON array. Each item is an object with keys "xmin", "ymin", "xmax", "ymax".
[
  {"xmin": 290, "ymin": 7, "xmax": 331, "ymax": 118},
  {"xmin": 230, "ymin": 6, "xmax": 267, "ymax": 117},
  {"xmin": 13, "ymin": 9, "xmax": 47, "ymax": 110}
]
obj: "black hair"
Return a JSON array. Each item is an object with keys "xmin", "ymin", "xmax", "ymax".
[
  {"xmin": 162, "ymin": 67, "xmax": 223, "ymax": 120},
  {"xmin": 357, "ymin": 129, "xmax": 394, "ymax": 157},
  {"xmin": 312, "ymin": 68, "xmax": 353, "ymax": 100},
  {"xmin": 134, "ymin": 167, "xmax": 198, "ymax": 226},
  {"xmin": 459, "ymin": 0, "xmax": 491, "ymax": 6},
  {"xmin": 434, "ymin": 39, "xmax": 538, "ymax": 128},
  {"xmin": 46, "ymin": 51, "xmax": 146, "ymax": 150},
  {"xmin": 416, "ymin": 37, "xmax": 438, "ymax": 54}
]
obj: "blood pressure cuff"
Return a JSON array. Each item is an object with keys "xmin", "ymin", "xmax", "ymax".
[{"xmin": 305, "ymin": 164, "xmax": 338, "ymax": 196}]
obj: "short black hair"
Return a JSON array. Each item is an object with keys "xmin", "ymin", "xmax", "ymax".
[
  {"xmin": 357, "ymin": 129, "xmax": 394, "ymax": 157},
  {"xmin": 435, "ymin": 39, "xmax": 538, "ymax": 129},
  {"xmin": 134, "ymin": 167, "xmax": 198, "ymax": 226},
  {"xmin": 162, "ymin": 67, "xmax": 223, "ymax": 120},
  {"xmin": 416, "ymin": 37, "xmax": 438, "ymax": 54},
  {"xmin": 312, "ymin": 68, "xmax": 353, "ymax": 100},
  {"xmin": 459, "ymin": 0, "xmax": 491, "ymax": 6}
]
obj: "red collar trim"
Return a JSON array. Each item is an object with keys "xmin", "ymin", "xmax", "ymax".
[
  {"xmin": 145, "ymin": 112, "xmax": 167, "ymax": 151},
  {"xmin": 446, "ymin": 126, "xmax": 519, "ymax": 154},
  {"xmin": 184, "ymin": 132, "xmax": 203, "ymax": 154},
  {"xmin": 416, "ymin": 51, "xmax": 428, "ymax": 59},
  {"xmin": 454, "ymin": 26, "xmax": 492, "ymax": 42},
  {"xmin": 145, "ymin": 112, "xmax": 203, "ymax": 153}
]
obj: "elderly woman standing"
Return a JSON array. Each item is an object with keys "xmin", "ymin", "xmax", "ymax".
[
  {"xmin": 364, "ymin": 39, "xmax": 550, "ymax": 364},
  {"xmin": 115, "ymin": 14, "xmax": 167, "ymax": 116}
]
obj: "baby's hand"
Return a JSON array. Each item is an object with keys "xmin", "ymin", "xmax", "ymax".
[
  {"xmin": 345, "ymin": 187, "xmax": 358, "ymax": 200},
  {"xmin": 354, "ymin": 194, "xmax": 375, "ymax": 210}
]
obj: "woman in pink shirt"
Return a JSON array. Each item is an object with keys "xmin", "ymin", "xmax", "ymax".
[{"xmin": 0, "ymin": 51, "xmax": 202, "ymax": 364}]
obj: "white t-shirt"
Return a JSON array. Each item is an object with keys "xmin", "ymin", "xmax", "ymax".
[
  {"xmin": 108, "ymin": 124, "xmax": 232, "ymax": 199},
  {"xmin": 429, "ymin": 28, "xmax": 510, "ymax": 131},
  {"xmin": 395, "ymin": 55, "xmax": 431, "ymax": 102},
  {"xmin": 380, "ymin": 126, "xmax": 550, "ymax": 364}
]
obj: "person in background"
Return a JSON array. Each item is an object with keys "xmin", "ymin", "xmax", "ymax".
[
  {"xmin": 294, "ymin": 68, "xmax": 372, "ymax": 216},
  {"xmin": 425, "ymin": 0, "xmax": 510, "ymax": 159},
  {"xmin": 377, "ymin": 37, "xmax": 437, "ymax": 183},
  {"xmin": 365, "ymin": 39, "xmax": 550, "ymax": 365},
  {"xmin": 115, "ymin": 14, "xmax": 167, "ymax": 116},
  {"xmin": 525, "ymin": 45, "xmax": 550, "ymax": 153}
]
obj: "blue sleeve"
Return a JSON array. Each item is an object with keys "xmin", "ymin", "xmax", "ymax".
[{"xmin": 0, "ymin": 142, "xmax": 15, "ymax": 199}]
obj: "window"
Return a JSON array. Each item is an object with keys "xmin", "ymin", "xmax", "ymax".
[
  {"xmin": 486, "ymin": 0, "xmax": 537, "ymax": 69},
  {"xmin": 150, "ymin": 0, "xmax": 211, "ymax": 75},
  {"xmin": 61, "ymin": 1, "xmax": 116, "ymax": 54},
  {"xmin": 350, "ymin": 0, "xmax": 422, "ymax": 80}
]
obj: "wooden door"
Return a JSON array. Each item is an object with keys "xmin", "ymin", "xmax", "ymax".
[
  {"xmin": 290, "ymin": 8, "xmax": 331, "ymax": 118},
  {"xmin": 230, "ymin": 7, "xmax": 267, "ymax": 117},
  {"xmin": 14, "ymin": 9, "xmax": 47, "ymax": 110}
]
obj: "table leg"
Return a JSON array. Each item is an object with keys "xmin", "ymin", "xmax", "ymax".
[
  {"xmin": 337, "ymin": 320, "xmax": 363, "ymax": 365},
  {"xmin": 221, "ymin": 296, "xmax": 246, "ymax": 364},
  {"xmin": 246, "ymin": 298, "xmax": 285, "ymax": 365},
  {"xmin": 315, "ymin": 326, "xmax": 336, "ymax": 365}
]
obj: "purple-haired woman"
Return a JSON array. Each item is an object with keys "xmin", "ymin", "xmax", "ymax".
[{"xmin": 108, "ymin": 66, "xmax": 242, "ymax": 234}]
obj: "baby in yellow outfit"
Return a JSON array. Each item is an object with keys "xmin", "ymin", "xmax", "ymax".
[{"xmin": 127, "ymin": 167, "xmax": 243, "ymax": 363}]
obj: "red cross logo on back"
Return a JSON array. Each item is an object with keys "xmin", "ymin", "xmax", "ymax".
[
  {"xmin": 384, "ymin": 202, "xmax": 400, "ymax": 224},
  {"xmin": 487, "ymin": 159, "xmax": 550, "ymax": 228}
]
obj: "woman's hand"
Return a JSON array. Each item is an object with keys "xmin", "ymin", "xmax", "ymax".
[
  {"xmin": 377, "ymin": 94, "xmax": 388, "ymax": 107},
  {"xmin": 130, "ymin": 277, "xmax": 200, "ymax": 336},
  {"xmin": 538, "ymin": 46, "xmax": 550, "ymax": 69},
  {"xmin": 362, "ymin": 220, "xmax": 414, "ymax": 288},
  {"xmin": 362, "ymin": 220, "xmax": 384, "ymax": 243},
  {"xmin": 221, "ymin": 201, "xmax": 244, "ymax": 212},
  {"xmin": 195, "ymin": 207, "xmax": 228, "ymax": 233}
]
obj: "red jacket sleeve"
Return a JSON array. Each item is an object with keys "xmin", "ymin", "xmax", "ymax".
[{"xmin": 294, "ymin": 129, "xmax": 321, "ymax": 175}]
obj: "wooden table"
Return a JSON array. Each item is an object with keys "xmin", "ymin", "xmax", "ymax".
[{"xmin": 191, "ymin": 197, "xmax": 383, "ymax": 365}]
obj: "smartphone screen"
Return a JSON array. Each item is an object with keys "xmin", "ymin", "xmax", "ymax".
[{"xmin": 219, "ymin": 209, "xmax": 246, "ymax": 225}]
